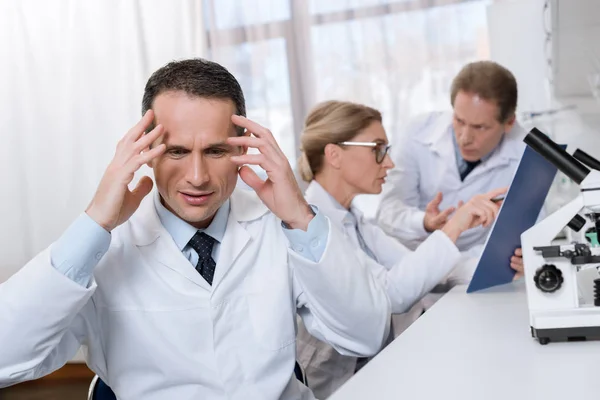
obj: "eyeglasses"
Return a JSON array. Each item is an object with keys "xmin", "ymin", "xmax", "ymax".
[{"xmin": 337, "ymin": 141, "xmax": 391, "ymax": 164}]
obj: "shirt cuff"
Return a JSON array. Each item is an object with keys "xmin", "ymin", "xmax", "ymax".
[
  {"xmin": 281, "ymin": 206, "xmax": 328, "ymax": 263},
  {"xmin": 50, "ymin": 213, "xmax": 112, "ymax": 287}
]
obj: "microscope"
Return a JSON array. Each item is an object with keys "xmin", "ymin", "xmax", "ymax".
[{"xmin": 521, "ymin": 128, "xmax": 600, "ymax": 345}]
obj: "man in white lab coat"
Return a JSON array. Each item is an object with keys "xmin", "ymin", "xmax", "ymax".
[
  {"xmin": 377, "ymin": 61, "xmax": 525, "ymax": 272},
  {"xmin": 0, "ymin": 59, "xmax": 390, "ymax": 400}
]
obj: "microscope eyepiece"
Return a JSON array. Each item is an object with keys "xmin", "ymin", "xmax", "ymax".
[{"xmin": 524, "ymin": 128, "xmax": 590, "ymax": 184}]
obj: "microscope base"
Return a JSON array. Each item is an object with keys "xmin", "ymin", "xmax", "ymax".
[{"xmin": 531, "ymin": 325, "xmax": 600, "ymax": 345}]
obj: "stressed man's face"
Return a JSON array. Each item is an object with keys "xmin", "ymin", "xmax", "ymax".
[{"xmin": 148, "ymin": 92, "xmax": 244, "ymax": 228}]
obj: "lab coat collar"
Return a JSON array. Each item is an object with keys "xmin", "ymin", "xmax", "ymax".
[
  {"xmin": 127, "ymin": 187, "xmax": 268, "ymax": 290},
  {"xmin": 305, "ymin": 180, "xmax": 360, "ymax": 229},
  {"xmin": 129, "ymin": 187, "xmax": 268, "ymax": 246},
  {"xmin": 229, "ymin": 187, "xmax": 270, "ymax": 222},
  {"xmin": 415, "ymin": 112, "xmax": 453, "ymax": 150},
  {"xmin": 153, "ymin": 192, "xmax": 229, "ymax": 251}
]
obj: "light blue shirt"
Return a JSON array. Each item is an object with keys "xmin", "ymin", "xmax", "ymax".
[
  {"xmin": 154, "ymin": 193, "xmax": 229, "ymax": 266},
  {"xmin": 50, "ymin": 193, "xmax": 328, "ymax": 287}
]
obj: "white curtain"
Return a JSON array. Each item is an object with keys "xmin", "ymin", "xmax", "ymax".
[{"xmin": 0, "ymin": 0, "xmax": 205, "ymax": 281}]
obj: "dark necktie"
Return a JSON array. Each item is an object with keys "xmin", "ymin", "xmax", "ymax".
[
  {"xmin": 187, "ymin": 232, "xmax": 217, "ymax": 285},
  {"xmin": 460, "ymin": 160, "xmax": 481, "ymax": 181}
]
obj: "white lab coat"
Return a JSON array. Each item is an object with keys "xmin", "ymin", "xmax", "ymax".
[
  {"xmin": 377, "ymin": 112, "xmax": 526, "ymax": 254},
  {"xmin": 0, "ymin": 188, "xmax": 390, "ymax": 400},
  {"xmin": 296, "ymin": 181, "xmax": 466, "ymax": 399}
]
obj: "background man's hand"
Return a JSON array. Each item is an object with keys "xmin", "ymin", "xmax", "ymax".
[{"xmin": 423, "ymin": 192, "xmax": 455, "ymax": 232}]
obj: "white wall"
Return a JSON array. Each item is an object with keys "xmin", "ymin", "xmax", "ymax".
[
  {"xmin": 0, "ymin": 0, "xmax": 205, "ymax": 282},
  {"xmin": 487, "ymin": 0, "xmax": 600, "ymax": 214}
]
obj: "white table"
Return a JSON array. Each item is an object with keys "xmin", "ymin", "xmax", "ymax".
[{"xmin": 329, "ymin": 281, "xmax": 600, "ymax": 400}]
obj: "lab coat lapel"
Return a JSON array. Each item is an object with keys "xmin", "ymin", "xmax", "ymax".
[
  {"xmin": 210, "ymin": 216, "xmax": 250, "ymax": 290},
  {"xmin": 304, "ymin": 181, "xmax": 347, "ymax": 228},
  {"xmin": 130, "ymin": 193, "xmax": 210, "ymax": 290},
  {"xmin": 141, "ymin": 235, "xmax": 212, "ymax": 290},
  {"xmin": 211, "ymin": 188, "xmax": 268, "ymax": 291}
]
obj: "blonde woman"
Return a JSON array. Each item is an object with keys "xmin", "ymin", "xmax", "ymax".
[{"xmin": 295, "ymin": 101, "xmax": 505, "ymax": 398}]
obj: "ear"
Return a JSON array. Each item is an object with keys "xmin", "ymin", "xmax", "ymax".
[
  {"xmin": 503, "ymin": 113, "xmax": 516, "ymax": 133},
  {"xmin": 324, "ymin": 143, "xmax": 343, "ymax": 169}
]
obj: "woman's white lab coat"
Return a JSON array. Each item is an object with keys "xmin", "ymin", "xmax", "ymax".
[
  {"xmin": 0, "ymin": 188, "xmax": 390, "ymax": 400},
  {"xmin": 377, "ymin": 112, "xmax": 525, "ymax": 253},
  {"xmin": 296, "ymin": 181, "xmax": 468, "ymax": 399}
]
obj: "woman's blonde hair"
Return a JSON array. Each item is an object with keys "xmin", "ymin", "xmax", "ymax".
[{"xmin": 298, "ymin": 100, "xmax": 382, "ymax": 182}]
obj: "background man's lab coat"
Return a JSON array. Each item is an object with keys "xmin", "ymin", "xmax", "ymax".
[{"xmin": 377, "ymin": 111, "xmax": 525, "ymax": 254}]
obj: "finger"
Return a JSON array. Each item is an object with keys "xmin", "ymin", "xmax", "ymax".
[
  {"xmin": 457, "ymin": 200, "xmax": 464, "ymax": 208},
  {"xmin": 131, "ymin": 143, "xmax": 166, "ymax": 170},
  {"xmin": 227, "ymin": 136, "xmax": 276, "ymax": 156},
  {"xmin": 134, "ymin": 124, "xmax": 165, "ymax": 152},
  {"xmin": 481, "ymin": 205, "xmax": 495, "ymax": 227},
  {"xmin": 511, "ymin": 262, "xmax": 524, "ymax": 273},
  {"xmin": 465, "ymin": 205, "xmax": 492, "ymax": 227},
  {"xmin": 434, "ymin": 206, "xmax": 455, "ymax": 222},
  {"xmin": 514, "ymin": 257, "xmax": 524, "ymax": 267},
  {"xmin": 471, "ymin": 210, "xmax": 489, "ymax": 227},
  {"xmin": 511, "ymin": 256, "xmax": 524, "ymax": 266},
  {"xmin": 515, "ymin": 248, "xmax": 522, "ymax": 256},
  {"xmin": 231, "ymin": 115, "xmax": 275, "ymax": 142},
  {"xmin": 485, "ymin": 186, "xmax": 508, "ymax": 200},
  {"xmin": 227, "ymin": 132, "xmax": 285, "ymax": 165},
  {"xmin": 231, "ymin": 115, "xmax": 287, "ymax": 159},
  {"xmin": 482, "ymin": 198, "xmax": 501, "ymax": 219},
  {"xmin": 472, "ymin": 197, "xmax": 501, "ymax": 221},
  {"xmin": 511, "ymin": 264, "xmax": 524, "ymax": 273},
  {"xmin": 125, "ymin": 110, "xmax": 155, "ymax": 143},
  {"xmin": 227, "ymin": 136, "xmax": 261, "ymax": 147},
  {"xmin": 513, "ymin": 271, "xmax": 524, "ymax": 281},
  {"xmin": 238, "ymin": 165, "xmax": 266, "ymax": 192},
  {"xmin": 426, "ymin": 192, "xmax": 443, "ymax": 212},
  {"xmin": 230, "ymin": 154, "xmax": 276, "ymax": 172},
  {"xmin": 486, "ymin": 202, "xmax": 501, "ymax": 224},
  {"xmin": 130, "ymin": 176, "xmax": 154, "ymax": 206}
]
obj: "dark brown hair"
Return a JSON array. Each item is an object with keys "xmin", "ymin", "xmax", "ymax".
[{"xmin": 450, "ymin": 61, "xmax": 517, "ymax": 123}]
